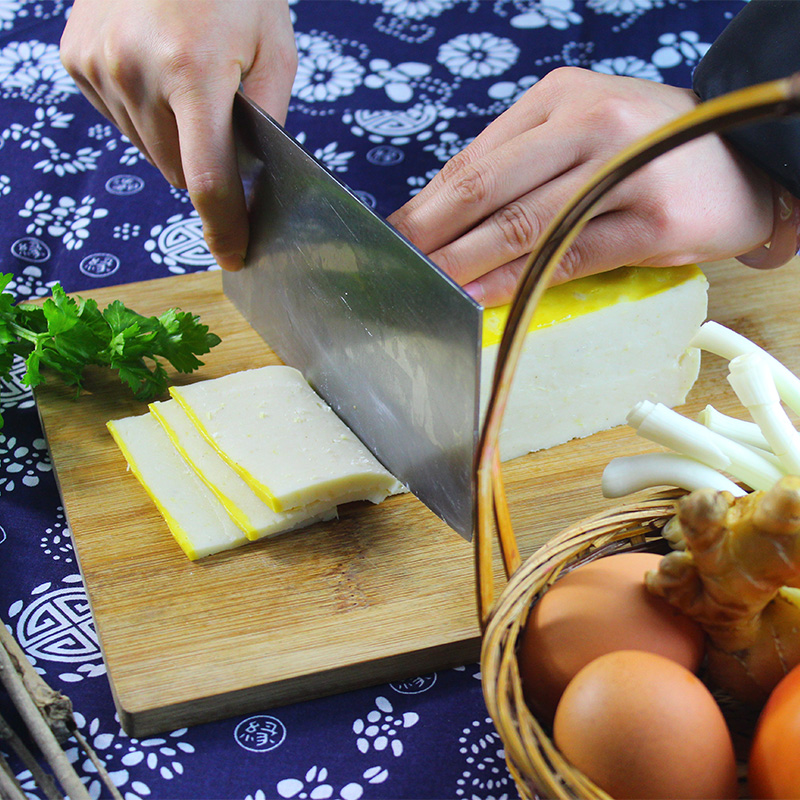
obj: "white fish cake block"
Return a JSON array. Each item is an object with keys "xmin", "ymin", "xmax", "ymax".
[
  {"xmin": 481, "ymin": 265, "xmax": 709, "ymax": 461},
  {"xmin": 107, "ymin": 413, "xmax": 247, "ymax": 560},
  {"xmin": 169, "ymin": 365, "xmax": 406, "ymax": 513},
  {"xmin": 149, "ymin": 399, "xmax": 339, "ymax": 541}
]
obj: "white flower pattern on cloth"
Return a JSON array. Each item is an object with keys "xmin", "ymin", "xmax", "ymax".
[
  {"xmin": 39, "ymin": 505, "xmax": 74, "ymax": 564},
  {"xmin": 488, "ymin": 74, "xmax": 539, "ymax": 104},
  {"xmin": 438, "ymin": 32, "xmax": 520, "ymax": 79},
  {"xmin": 18, "ymin": 191, "xmax": 108, "ymax": 249},
  {"xmin": 380, "ymin": 0, "xmax": 456, "ymax": 20},
  {"xmin": 17, "ymin": 188, "xmax": 54, "ymax": 235},
  {"xmin": 2, "ymin": 104, "xmax": 73, "ymax": 152},
  {"xmin": 293, "ymin": 50, "xmax": 365, "ymax": 101},
  {"xmin": 0, "ymin": 1, "xmax": 24, "ymax": 31},
  {"xmin": 48, "ymin": 194, "xmax": 108, "ymax": 249},
  {"xmin": 0, "ymin": 355, "xmax": 34, "ymax": 413},
  {"xmin": 587, "ymin": 0, "xmax": 654, "ymax": 16},
  {"xmin": 591, "ymin": 55, "xmax": 662, "ymax": 81},
  {"xmin": 652, "ymin": 30, "xmax": 712, "ymax": 68},
  {"xmin": 1, "ymin": 264, "xmax": 57, "ymax": 299},
  {"xmin": 16, "ymin": 713, "xmax": 198, "ymax": 800},
  {"xmin": 508, "ymin": 0, "xmax": 583, "ymax": 30},
  {"xmin": 352, "ymin": 696, "xmax": 419, "ymax": 756},
  {"xmin": 34, "ymin": 144, "xmax": 103, "ymax": 176},
  {"xmin": 365, "ymin": 58, "xmax": 432, "ymax": 102},
  {"xmin": 294, "ymin": 31, "xmax": 339, "ymax": 61},
  {"xmin": 295, "ymin": 131, "xmax": 356, "ymax": 172},
  {"xmin": 0, "ymin": 39, "xmax": 79, "ymax": 102},
  {"xmin": 456, "ymin": 717, "xmax": 513, "ymax": 799},
  {"xmin": 0, "ymin": 430, "xmax": 50, "ymax": 491},
  {"xmin": 424, "ymin": 131, "xmax": 475, "ymax": 163},
  {"xmin": 275, "ymin": 765, "xmax": 390, "ymax": 800}
]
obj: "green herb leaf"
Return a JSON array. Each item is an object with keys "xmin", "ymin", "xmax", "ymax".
[{"xmin": 0, "ymin": 274, "xmax": 222, "ymax": 429}]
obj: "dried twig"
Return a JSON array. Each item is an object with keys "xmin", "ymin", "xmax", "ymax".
[
  {"xmin": 0, "ymin": 640, "xmax": 90, "ymax": 800},
  {"xmin": 0, "ymin": 711, "xmax": 63, "ymax": 800},
  {"xmin": 0, "ymin": 623, "xmax": 125, "ymax": 800},
  {"xmin": 73, "ymin": 728, "xmax": 125, "ymax": 800},
  {"xmin": 0, "ymin": 625, "xmax": 73, "ymax": 743},
  {"xmin": 0, "ymin": 750, "xmax": 30, "ymax": 800}
]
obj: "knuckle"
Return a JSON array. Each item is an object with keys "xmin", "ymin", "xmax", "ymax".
[
  {"xmin": 631, "ymin": 177, "xmax": 682, "ymax": 240},
  {"xmin": 497, "ymin": 263, "xmax": 525, "ymax": 299},
  {"xmin": 389, "ymin": 207, "xmax": 424, "ymax": 246},
  {"xmin": 494, "ymin": 202, "xmax": 538, "ymax": 253},
  {"xmin": 59, "ymin": 36, "xmax": 101, "ymax": 87},
  {"xmin": 163, "ymin": 47, "xmax": 205, "ymax": 84},
  {"xmin": 59, "ymin": 19, "xmax": 84, "ymax": 75},
  {"xmin": 186, "ymin": 168, "xmax": 229, "ymax": 202},
  {"xmin": 553, "ymin": 245, "xmax": 584, "ymax": 283},
  {"xmin": 439, "ymin": 148, "xmax": 476, "ymax": 183},
  {"xmin": 274, "ymin": 40, "xmax": 299, "ymax": 77},
  {"xmin": 431, "ymin": 248, "xmax": 467, "ymax": 284},
  {"xmin": 58, "ymin": 38, "xmax": 78, "ymax": 75},
  {"xmin": 539, "ymin": 65, "xmax": 585, "ymax": 91},
  {"xmin": 536, "ymin": 66, "xmax": 593, "ymax": 102},
  {"xmin": 451, "ymin": 162, "xmax": 492, "ymax": 208},
  {"xmin": 587, "ymin": 94, "xmax": 654, "ymax": 144},
  {"xmin": 102, "ymin": 37, "xmax": 141, "ymax": 92},
  {"xmin": 161, "ymin": 162, "xmax": 187, "ymax": 190}
]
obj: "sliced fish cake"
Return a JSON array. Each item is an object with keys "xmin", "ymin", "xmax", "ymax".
[
  {"xmin": 107, "ymin": 413, "xmax": 247, "ymax": 560},
  {"xmin": 149, "ymin": 399, "xmax": 338, "ymax": 540},
  {"xmin": 169, "ymin": 366, "xmax": 405, "ymax": 512}
]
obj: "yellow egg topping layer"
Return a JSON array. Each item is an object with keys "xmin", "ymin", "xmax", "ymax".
[{"xmin": 482, "ymin": 264, "xmax": 705, "ymax": 348}]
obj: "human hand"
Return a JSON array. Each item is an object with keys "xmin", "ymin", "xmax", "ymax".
[
  {"xmin": 388, "ymin": 67, "xmax": 774, "ymax": 307},
  {"xmin": 60, "ymin": 0, "xmax": 297, "ymax": 271}
]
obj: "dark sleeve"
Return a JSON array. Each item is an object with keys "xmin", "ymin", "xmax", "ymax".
[{"xmin": 692, "ymin": 0, "xmax": 800, "ymax": 197}]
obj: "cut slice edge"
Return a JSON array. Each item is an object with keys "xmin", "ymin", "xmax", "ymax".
[
  {"xmin": 168, "ymin": 366, "xmax": 406, "ymax": 513},
  {"xmin": 148, "ymin": 399, "xmax": 339, "ymax": 540},
  {"xmin": 106, "ymin": 414, "xmax": 248, "ymax": 560}
]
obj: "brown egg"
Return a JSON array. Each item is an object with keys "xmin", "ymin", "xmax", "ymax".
[
  {"xmin": 518, "ymin": 552, "xmax": 705, "ymax": 721},
  {"xmin": 553, "ymin": 650, "xmax": 738, "ymax": 800}
]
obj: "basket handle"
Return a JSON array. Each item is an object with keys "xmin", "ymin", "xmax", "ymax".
[{"xmin": 475, "ymin": 72, "xmax": 800, "ymax": 630}]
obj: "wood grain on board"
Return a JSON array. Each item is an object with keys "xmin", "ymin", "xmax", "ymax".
[{"xmin": 35, "ymin": 258, "xmax": 800, "ymax": 736}]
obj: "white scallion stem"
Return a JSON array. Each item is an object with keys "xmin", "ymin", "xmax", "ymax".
[
  {"xmin": 627, "ymin": 401, "xmax": 730, "ymax": 469},
  {"xmin": 692, "ymin": 321, "xmax": 800, "ymax": 416},
  {"xmin": 727, "ymin": 352, "xmax": 800, "ymax": 475},
  {"xmin": 698, "ymin": 405, "xmax": 772, "ymax": 451},
  {"xmin": 602, "ymin": 453, "xmax": 746, "ymax": 498},
  {"xmin": 627, "ymin": 401, "xmax": 784, "ymax": 491}
]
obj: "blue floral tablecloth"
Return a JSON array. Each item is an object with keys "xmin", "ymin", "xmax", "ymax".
[{"xmin": 1, "ymin": 2, "xmax": 745, "ymax": 798}]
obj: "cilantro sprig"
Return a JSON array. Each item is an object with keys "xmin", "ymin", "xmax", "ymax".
[{"xmin": 0, "ymin": 273, "xmax": 221, "ymax": 429}]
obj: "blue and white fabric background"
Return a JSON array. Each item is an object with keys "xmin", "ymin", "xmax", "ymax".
[{"xmin": 1, "ymin": 1, "xmax": 744, "ymax": 798}]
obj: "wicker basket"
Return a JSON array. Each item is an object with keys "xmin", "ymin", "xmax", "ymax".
[
  {"xmin": 472, "ymin": 75, "xmax": 800, "ymax": 799},
  {"xmin": 479, "ymin": 492, "xmax": 682, "ymax": 800}
]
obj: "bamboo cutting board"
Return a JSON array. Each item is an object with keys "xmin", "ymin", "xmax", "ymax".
[{"xmin": 36, "ymin": 258, "xmax": 800, "ymax": 737}]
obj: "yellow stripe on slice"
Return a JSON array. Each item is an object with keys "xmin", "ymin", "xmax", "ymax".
[
  {"xmin": 169, "ymin": 366, "xmax": 405, "ymax": 513},
  {"xmin": 107, "ymin": 413, "xmax": 248, "ymax": 560},
  {"xmin": 149, "ymin": 399, "xmax": 338, "ymax": 541},
  {"xmin": 482, "ymin": 264, "xmax": 705, "ymax": 348}
]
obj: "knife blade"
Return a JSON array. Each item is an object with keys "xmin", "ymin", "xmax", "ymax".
[{"xmin": 223, "ymin": 92, "xmax": 482, "ymax": 538}]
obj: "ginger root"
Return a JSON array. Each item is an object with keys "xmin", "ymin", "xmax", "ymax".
[{"xmin": 646, "ymin": 475, "xmax": 800, "ymax": 705}]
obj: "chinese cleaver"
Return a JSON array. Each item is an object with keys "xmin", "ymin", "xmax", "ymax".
[{"xmin": 223, "ymin": 92, "xmax": 482, "ymax": 539}]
